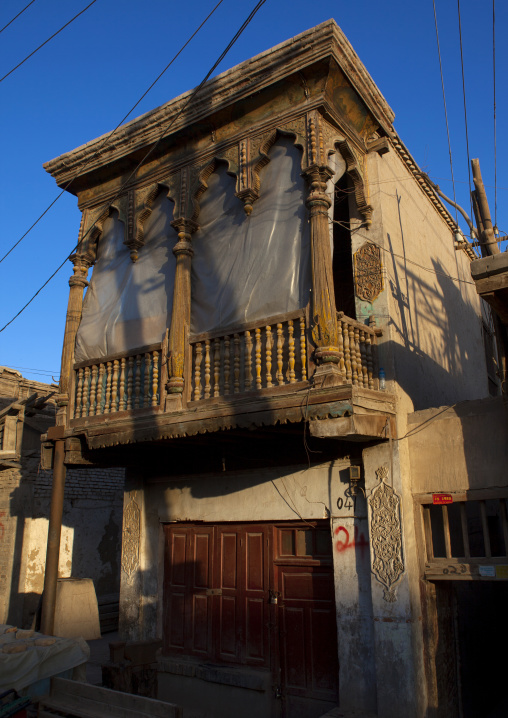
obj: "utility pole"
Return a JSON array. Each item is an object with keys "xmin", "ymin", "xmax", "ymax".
[{"xmin": 471, "ymin": 158, "xmax": 500, "ymax": 257}]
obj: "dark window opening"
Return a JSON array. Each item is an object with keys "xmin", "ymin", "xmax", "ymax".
[{"xmin": 332, "ymin": 173, "xmax": 356, "ymax": 319}]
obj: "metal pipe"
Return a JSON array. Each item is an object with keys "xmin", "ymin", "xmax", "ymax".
[{"xmin": 40, "ymin": 438, "xmax": 66, "ymax": 635}]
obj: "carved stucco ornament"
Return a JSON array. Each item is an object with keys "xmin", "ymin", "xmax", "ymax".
[
  {"xmin": 121, "ymin": 492, "xmax": 141, "ymax": 578},
  {"xmin": 368, "ymin": 466, "xmax": 404, "ymax": 602},
  {"xmin": 354, "ymin": 241, "xmax": 384, "ymax": 302}
]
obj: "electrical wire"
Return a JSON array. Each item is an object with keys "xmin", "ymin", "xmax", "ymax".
[
  {"xmin": 0, "ymin": 0, "xmax": 226, "ymax": 266},
  {"xmin": 329, "ymin": 218, "xmax": 476, "ymax": 286},
  {"xmin": 0, "ymin": 0, "xmax": 268, "ymax": 334},
  {"xmin": 0, "ymin": 0, "xmax": 98, "ymax": 84},
  {"xmin": 432, "ymin": 0, "xmax": 459, "ymax": 226},
  {"xmin": 0, "ymin": 0, "xmax": 36, "ymax": 35},
  {"xmin": 456, "ymin": 0, "xmax": 473, "ymax": 219}
]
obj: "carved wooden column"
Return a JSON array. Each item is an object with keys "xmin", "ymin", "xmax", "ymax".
[
  {"xmin": 57, "ymin": 253, "xmax": 90, "ymax": 423},
  {"xmin": 303, "ymin": 161, "xmax": 343, "ymax": 385},
  {"xmin": 166, "ymin": 217, "xmax": 198, "ymax": 408}
]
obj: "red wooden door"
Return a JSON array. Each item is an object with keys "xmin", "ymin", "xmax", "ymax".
[
  {"xmin": 163, "ymin": 522, "xmax": 339, "ymax": 718},
  {"xmin": 163, "ymin": 523, "xmax": 270, "ymax": 666},
  {"xmin": 274, "ymin": 524, "xmax": 339, "ymax": 718}
]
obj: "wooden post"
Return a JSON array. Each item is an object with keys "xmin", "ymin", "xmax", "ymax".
[
  {"xmin": 166, "ymin": 218, "xmax": 198, "ymax": 407},
  {"xmin": 41, "ymin": 436, "xmax": 66, "ymax": 635},
  {"xmin": 303, "ymin": 161, "xmax": 342, "ymax": 385},
  {"xmin": 57, "ymin": 254, "xmax": 90, "ymax": 423}
]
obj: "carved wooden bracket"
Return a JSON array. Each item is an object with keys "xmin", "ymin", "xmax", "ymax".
[
  {"xmin": 337, "ymin": 140, "xmax": 373, "ymax": 227},
  {"xmin": 79, "ymin": 195, "xmax": 128, "ymax": 265},
  {"xmin": 125, "ymin": 177, "xmax": 178, "ymax": 262}
]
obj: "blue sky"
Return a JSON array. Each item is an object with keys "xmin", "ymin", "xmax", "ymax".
[{"xmin": 0, "ymin": 0, "xmax": 506, "ymax": 382}]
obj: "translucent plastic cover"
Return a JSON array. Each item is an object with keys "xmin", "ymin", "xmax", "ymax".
[
  {"xmin": 191, "ymin": 139, "xmax": 311, "ymax": 334},
  {"xmin": 75, "ymin": 138, "xmax": 319, "ymax": 362},
  {"xmin": 75, "ymin": 194, "xmax": 177, "ymax": 362}
]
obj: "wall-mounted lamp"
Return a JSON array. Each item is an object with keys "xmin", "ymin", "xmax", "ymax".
[{"xmin": 349, "ymin": 465, "xmax": 362, "ymax": 497}]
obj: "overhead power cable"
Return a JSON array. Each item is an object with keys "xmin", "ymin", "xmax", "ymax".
[
  {"xmin": 0, "ymin": 0, "xmax": 225, "ymax": 266},
  {"xmin": 456, "ymin": 0, "xmax": 473, "ymax": 219},
  {"xmin": 0, "ymin": 0, "xmax": 98, "ymax": 84},
  {"xmin": 0, "ymin": 0, "xmax": 37, "ymax": 35},
  {"xmin": 0, "ymin": 0, "xmax": 268, "ymax": 334},
  {"xmin": 432, "ymin": 0, "xmax": 459, "ymax": 226}
]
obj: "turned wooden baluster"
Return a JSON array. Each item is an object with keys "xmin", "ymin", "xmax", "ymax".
[
  {"xmin": 299, "ymin": 316, "xmax": 307, "ymax": 381},
  {"xmin": 97, "ymin": 363, "xmax": 105, "ymax": 413},
  {"xmin": 127, "ymin": 357, "xmax": 134, "ymax": 410},
  {"xmin": 360, "ymin": 332, "xmax": 368, "ymax": 387},
  {"xmin": 276, "ymin": 324, "xmax": 284, "ymax": 385},
  {"xmin": 349, "ymin": 325, "xmax": 357, "ymax": 386},
  {"xmin": 255, "ymin": 328, "xmax": 262, "ymax": 389},
  {"xmin": 144, "ymin": 353, "xmax": 151, "ymax": 407},
  {"xmin": 82, "ymin": 366, "xmax": 90, "ymax": 416},
  {"xmin": 245, "ymin": 331, "xmax": 252, "ymax": 391},
  {"xmin": 213, "ymin": 339, "xmax": 221, "ymax": 398},
  {"xmin": 152, "ymin": 351, "xmax": 159, "ymax": 406},
  {"xmin": 204, "ymin": 341, "xmax": 211, "ymax": 399},
  {"xmin": 111, "ymin": 360, "xmax": 119, "ymax": 412},
  {"xmin": 194, "ymin": 343, "xmax": 203, "ymax": 401},
  {"xmin": 338, "ymin": 319, "xmax": 346, "ymax": 380},
  {"xmin": 234, "ymin": 334, "xmax": 240, "ymax": 393},
  {"xmin": 355, "ymin": 327, "xmax": 363, "ymax": 387},
  {"xmin": 224, "ymin": 337, "xmax": 230, "ymax": 395},
  {"xmin": 288, "ymin": 320, "xmax": 296, "ymax": 383},
  {"xmin": 266, "ymin": 326, "xmax": 273, "ymax": 388},
  {"xmin": 343, "ymin": 321, "xmax": 352, "ymax": 383},
  {"xmin": 89, "ymin": 364, "xmax": 98, "ymax": 416},
  {"xmin": 134, "ymin": 355, "xmax": 142, "ymax": 408},
  {"xmin": 104, "ymin": 361, "xmax": 113, "ymax": 413},
  {"xmin": 366, "ymin": 334, "xmax": 374, "ymax": 389},
  {"xmin": 75, "ymin": 368, "xmax": 84, "ymax": 419},
  {"xmin": 119, "ymin": 358, "xmax": 126, "ymax": 411}
]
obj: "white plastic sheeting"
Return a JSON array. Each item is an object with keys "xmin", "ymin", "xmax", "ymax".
[
  {"xmin": 75, "ymin": 193, "xmax": 177, "ymax": 362},
  {"xmin": 75, "ymin": 138, "xmax": 316, "ymax": 362},
  {"xmin": 191, "ymin": 138, "xmax": 311, "ymax": 334}
]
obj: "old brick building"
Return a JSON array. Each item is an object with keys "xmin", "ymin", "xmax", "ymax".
[{"xmin": 0, "ymin": 366, "xmax": 124, "ymax": 630}]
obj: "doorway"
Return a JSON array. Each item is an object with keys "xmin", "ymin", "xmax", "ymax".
[{"xmin": 162, "ymin": 521, "xmax": 339, "ymax": 718}]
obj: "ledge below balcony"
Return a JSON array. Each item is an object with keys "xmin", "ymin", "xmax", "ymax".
[{"xmin": 65, "ymin": 381, "xmax": 395, "ymax": 452}]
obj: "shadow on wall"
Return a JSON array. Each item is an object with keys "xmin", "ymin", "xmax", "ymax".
[
  {"xmin": 385, "ymin": 240, "xmax": 488, "ymax": 410},
  {"xmin": 5, "ymin": 463, "xmax": 124, "ymax": 629}
]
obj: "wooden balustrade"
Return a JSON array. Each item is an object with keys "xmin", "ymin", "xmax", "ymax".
[
  {"xmin": 189, "ymin": 310, "xmax": 308, "ymax": 401},
  {"xmin": 336, "ymin": 312, "xmax": 379, "ymax": 389},
  {"xmin": 73, "ymin": 346, "xmax": 161, "ymax": 419}
]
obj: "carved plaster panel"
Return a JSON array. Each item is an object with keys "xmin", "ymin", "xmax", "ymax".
[
  {"xmin": 368, "ymin": 466, "xmax": 404, "ymax": 602},
  {"xmin": 354, "ymin": 242, "xmax": 384, "ymax": 302},
  {"xmin": 121, "ymin": 492, "xmax": 141, "ymax": 579}
]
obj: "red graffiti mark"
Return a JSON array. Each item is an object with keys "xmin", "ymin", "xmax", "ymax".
[
  {"xmin": 0, "ymin": 511, "xmax": 5, "ymax": 541},
  {"xmin": 334, "ymin": 525, "xmax": 369, "ymax": 557}
]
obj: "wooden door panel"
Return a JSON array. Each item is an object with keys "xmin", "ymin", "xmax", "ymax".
[
  {"xmin": 245, "ymin": 596, "xmax": 265, "ymax": 661},
  {"xmin": 281, "ymin": 606, "xmax": 306, "ymax": 690}
]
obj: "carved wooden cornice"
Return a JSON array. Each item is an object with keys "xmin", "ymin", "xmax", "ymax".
[{"xmin": 44, "ymin": 20, "xmax": 395, "ymax": 189}]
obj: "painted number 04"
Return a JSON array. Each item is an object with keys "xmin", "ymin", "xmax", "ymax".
[{"xmin": 336, "ymin": 496, "xmax": 356, "ymax": 512}]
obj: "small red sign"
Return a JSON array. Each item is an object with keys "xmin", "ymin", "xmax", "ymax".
[{"xmin": 433, "ymin": 494, "xmax": 453, "ymax": 505}]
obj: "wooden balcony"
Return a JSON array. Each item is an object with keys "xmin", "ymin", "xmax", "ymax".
[{"xmin": 65, "ymin": 310, "xmax": 395, "ymax": 452}]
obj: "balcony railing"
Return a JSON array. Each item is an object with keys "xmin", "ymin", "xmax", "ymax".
[
  {"xmin": 73, "ymin": 346, "xmax": 161, "ymax": 419},
  {"xmin": 188, "ymin": 309, "xmax": 308, "ymax": 402},
  {"xmin": 336, "ymin": 312, "xmax": 379, "ymax": 390},
  {"xmin": 71, "ymin": 311, "xmax": 381, "ymax": 421}
]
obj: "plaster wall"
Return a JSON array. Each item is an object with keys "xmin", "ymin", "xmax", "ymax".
[
  {"xmin": 360, "ymin": 149, "xmax": 489, "ymax": 411},
  {"xmin": 120, "ymin": 457, "xmax": 426, "ymax": 717},
  {"xmin": 407, "ymin": 396, "xmax": 508, "ymax": 494}
]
